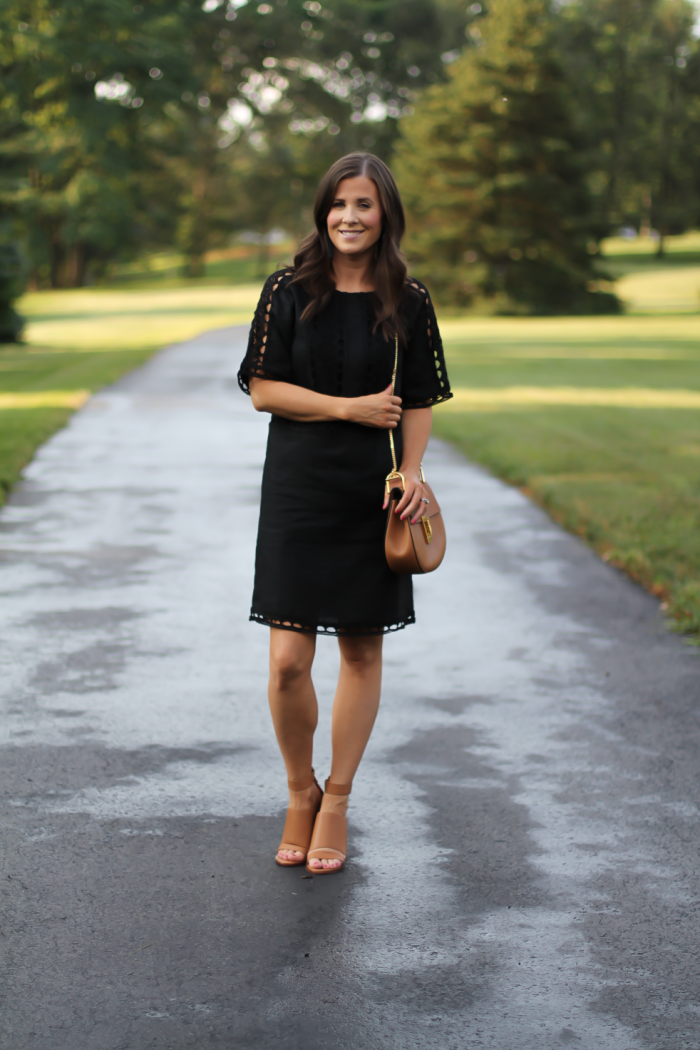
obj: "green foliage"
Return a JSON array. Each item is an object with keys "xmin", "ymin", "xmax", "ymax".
[
  {"xmin": 0, "ymin": 0, "xmax": 202, "ymax": 287},
  {"xmin": 0, "ymin": 0, "xmax": 470, "ymax": 286},
  {"xmin": 0, "ymin": 244, "xmax": 25, "ymax": 341},
  {"xmin": 394, "ymin": 0, "xmax": 621, "ymax": 314},
  {"xmin": 2, "ymin": 0, "xmax": 700, "ymax": 296},
  {"xmin": 558, "ymin": 0, "xmax": 700, "ymax": 251}
]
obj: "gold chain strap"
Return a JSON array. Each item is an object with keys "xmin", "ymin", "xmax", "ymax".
[
  {"xmin": 384, "ymin": 335, "xmax": 432, "ymax": 542},
  {"xmin": 385, "ymin": 335, "xmax": 427, "ymax": 499},
  {"xmin": 388, "ymin": 334, "xmax": 399, "ymax": 474},
  {"xmin": 385, "ymin": 336, "xmax": 403, "ymax": 495}
]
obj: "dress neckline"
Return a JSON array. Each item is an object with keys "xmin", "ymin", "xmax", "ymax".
[{"xmin": 332, "ymin": 288, "xmax": 374, "ymax": 295}]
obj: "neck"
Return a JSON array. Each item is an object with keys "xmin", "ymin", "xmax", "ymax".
[{"xmin": 331, "ymin": 249, "xmax": 375, "ymax": 293}]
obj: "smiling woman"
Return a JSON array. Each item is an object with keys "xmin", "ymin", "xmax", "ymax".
[
  {"xmin": 292, "ymin": 153, "xmax": 409, "ymax": 339},
  {"xmin": 237, "ymin": 153, "xmax": 452, "ymax": 876}
]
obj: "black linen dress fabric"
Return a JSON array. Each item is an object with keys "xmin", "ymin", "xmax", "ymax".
[{"xmin": 238, "ymin": 269, "xmax": 452, "ymax": 635}]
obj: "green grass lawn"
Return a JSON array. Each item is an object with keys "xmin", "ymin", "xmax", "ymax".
[
  {"xmin": 2, "ymin": 232, "xmax": 700, "ymax": 639},
  {"xmin": 99, "ymin": 242, "xmax": 295, "ymax": 289},
  {"xmin": 435, "ymin": 314, "xmax": 700, "ymax": 638},
  {"xmin": 0, "ymin": 283, "xmax": 261, "ymax": 504},
  {"xmin": 0, "ymin": 345, "xmax": 162, "ymax": 500}
]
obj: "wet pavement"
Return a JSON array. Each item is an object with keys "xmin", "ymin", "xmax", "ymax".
[{"xmin": 1, "ymin": 326, "xmax": 699, "ymax": 1050}]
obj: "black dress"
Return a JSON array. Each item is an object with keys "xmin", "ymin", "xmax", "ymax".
[{"xmin": 237, "ymin": 269, "xmax": 452, "ymax": 635}]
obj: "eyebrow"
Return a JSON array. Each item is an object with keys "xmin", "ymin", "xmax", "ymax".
[{"xmin": 332, "ymin": 196, "xmax": 375, "ymax": 203}]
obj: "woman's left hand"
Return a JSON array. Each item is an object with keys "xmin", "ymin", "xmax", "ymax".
[{"xmin": 382, "ymin": 468, "xmax": 428, "ymax": 524}]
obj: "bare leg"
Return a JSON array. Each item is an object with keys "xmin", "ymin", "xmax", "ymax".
[
  {"xmin": 268, "ymin": 627, "xmax": 320, "ymax": 862},
  {"xmin": 308, "ymin": 634, "xmax": 383, "ymax": 871}
]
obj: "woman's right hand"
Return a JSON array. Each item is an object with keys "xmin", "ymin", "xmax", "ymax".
[{"xmin": 343, "ymin": 385, "xmax": 402, "ymax": 429}]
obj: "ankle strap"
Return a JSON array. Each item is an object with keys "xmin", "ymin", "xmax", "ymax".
[
  {"xmin": 288, "ymin": 769, "xmax": 317, "ymax": 791},
  {"xmin": 325, "ymin": 779, "xmax": 352, "ymax": 795}
]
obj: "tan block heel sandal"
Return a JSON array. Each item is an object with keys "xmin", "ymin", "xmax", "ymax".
[
  {"xmin": 275, "ymin": 770, "xmax": 323, "ymax": 867},
  {"xmin": 306, "ymin": 779, "xmax": 352, "ymax": 875}
]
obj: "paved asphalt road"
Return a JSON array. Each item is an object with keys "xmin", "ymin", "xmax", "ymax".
[{"xmin": 1, "ymin": 327, "xmax": 699, "ymax": 1050}]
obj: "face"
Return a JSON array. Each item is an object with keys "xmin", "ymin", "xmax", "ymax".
[{"xmin": 326, "ymin": 175, "xmax": 384, "ymax": 257}]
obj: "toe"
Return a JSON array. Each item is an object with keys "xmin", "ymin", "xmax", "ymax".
[{"xmin": 278, "ymin": 849, "xmax": 303, "ymax": 861}]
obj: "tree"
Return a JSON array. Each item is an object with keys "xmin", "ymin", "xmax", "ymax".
[
  {"xmin": 647, "ymin": 0, "xmax": 700, "ymax": 251},
  {"xmin": 559, "ymin": 0, "xmax": 700, "ymax": 252},
  {"xmin": 0, "ymin": 0, "xmax": 199, "ymax": 287},
  {"xmin": 393, "ymin": 0, "xmax": 620, "ymax": 314},
  {"xmin": 148, "ymin": 0, "xmax": 475, "ymax": 278},
  {"xmin": 0, "ymin": 0, "xmax": 474, "ymax": 283}
]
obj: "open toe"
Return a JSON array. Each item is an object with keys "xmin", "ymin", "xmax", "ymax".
[
  {"xmin": 275, "ymin": 771, "xmax": 323, "ymax": 867},
  {"xmin": 306, "ymin": 779, "xmax": 351, "ymax": 875}
]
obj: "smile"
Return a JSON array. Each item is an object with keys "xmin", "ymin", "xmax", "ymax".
[{"xmin": 338, "ymin": 229, "xmax": 364, "ymax": 238}]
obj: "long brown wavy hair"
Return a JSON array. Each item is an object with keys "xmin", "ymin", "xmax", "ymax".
[{"xmin": 293, "ymin": 153, "xmax": 408, "ymax": 343}]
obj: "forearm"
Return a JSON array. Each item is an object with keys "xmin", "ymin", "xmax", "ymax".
[
  {"xmin": 249, "ymin": 378, "xmax": 347, "ymax": 422},
  {"xmin": 399, "ymin": 407, "xmax": 432, "ymax": 474}
]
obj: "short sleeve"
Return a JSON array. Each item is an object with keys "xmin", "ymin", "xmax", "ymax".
[
  {"xmin": 401, "ymin": 279, "xmax": 453, "ymax": 409},
  {"xmin": 237, "ymin": 270, "xmax": 296, "ymax": 395}
]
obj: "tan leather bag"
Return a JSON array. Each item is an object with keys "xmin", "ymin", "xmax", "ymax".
[{"xmin": 384, "ymin": 337, "xmax": 447, "ymax": 575}]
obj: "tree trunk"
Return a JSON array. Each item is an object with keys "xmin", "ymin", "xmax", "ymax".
[
  {"xmin": 66, "ymin": 242, "xmax": 86, "ymax": 287},
  {"xmin": 184, "ymin": 252, "xmax": 205, "ymax": 279},
  {"xmin": 49, "ymin": 237, "xmax": 65, "ymax": 289},
  {"xmin": 639, "ymin": 191, "xmax": 651, "ymax": 238}
]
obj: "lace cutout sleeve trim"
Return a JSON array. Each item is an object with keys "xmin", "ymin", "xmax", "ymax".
[
  {"xmin": 237, "ymin": 269, "xmax": 295, "ymax": 395},
  {"xmin": 402, "ymin": 278, "xmax": 453, "ymax": 409}
]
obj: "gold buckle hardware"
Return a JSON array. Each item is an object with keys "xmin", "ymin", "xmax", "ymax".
[
  {"xmin": 421, "ymin": 516, "xmax": 433, "ymax": 544},
  {"xmin": 385, "ymin": 469, "xmax": 405, "ymax": 498}
]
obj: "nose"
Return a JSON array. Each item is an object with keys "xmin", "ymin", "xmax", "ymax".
[{"xmin": 342, "ymin": 204, "xmax": 360, "ymax": 224}]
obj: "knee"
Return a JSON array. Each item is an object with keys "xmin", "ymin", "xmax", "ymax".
[
  {"xmin": 340, "ymin": 638, "xmax": 382, "ymax": 675},
  {"xmin": 270, "ymin": 648, "xmax": 312, "ymax": 691}
]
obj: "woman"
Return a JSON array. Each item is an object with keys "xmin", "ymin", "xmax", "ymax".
[{"xmin": 238, "ymin": 153, "xmax": 451, "ymax": 874}]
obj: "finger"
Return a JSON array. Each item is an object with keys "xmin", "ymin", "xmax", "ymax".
[
  {"xmin": 395, "ymin": 486, "xmax": 414, "ymax": 514},
  {"xmin": 400, "ymin": 488, "xmax": 425, "ymax": 519},
  {"xmin": 405, "ymin": 499, "xmax": 424, "ymax": 522},
  {"xmin": 409, "ymin": 499, "xmax": 426, "ymax": 523}
]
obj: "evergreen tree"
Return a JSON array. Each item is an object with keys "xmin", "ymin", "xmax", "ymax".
[
  {"xmin": 394, "ymin": 0, "xmax": 620, "ymax": 314},
  {"xmin": 559, "ymin": 0, "xmax": 700, "ymax": 251}
]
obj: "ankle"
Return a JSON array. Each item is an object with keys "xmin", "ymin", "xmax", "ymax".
[
  {"xmin": 288, "ymin": 782, "xmax": 320, "ymax": 810},
  {"xmin": 320, "ymin": 792, "xmax": 349, "ymax": 817}
]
